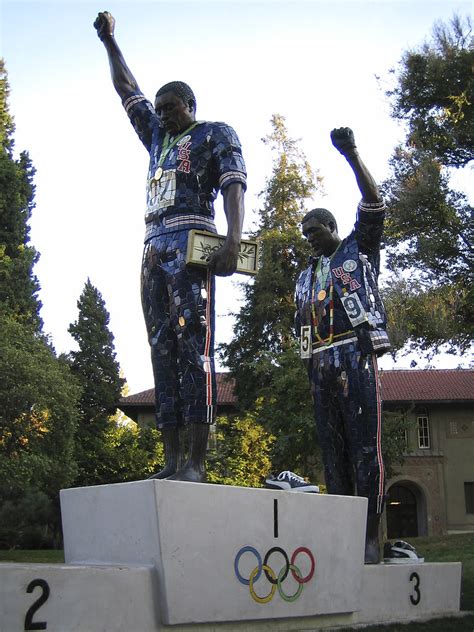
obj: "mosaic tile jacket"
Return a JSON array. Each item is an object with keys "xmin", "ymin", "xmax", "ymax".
[
  {"xmin": 295, "ymin": 200, "xmax": 391, "ymax": 356},
  {"xmin": 122, "ymin": 92, "xmax": 247, "ymax": 239}
]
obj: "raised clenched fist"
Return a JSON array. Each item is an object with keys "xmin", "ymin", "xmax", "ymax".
[
  {"xmin": 94, "ymin": 11, "xmax": 115, "ymax": 41},
  {"xmin": 330, "ymin": 127, "xmax": 357, "ymax": 157}
]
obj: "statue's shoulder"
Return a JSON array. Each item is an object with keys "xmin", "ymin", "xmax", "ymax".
[
  {"xmin": 206, "ymin": 121, "xmax": 241, "ymax": 139},
  {"xmin": 208, "ymin": 120, "xmax": 232, "ymax": 128}
]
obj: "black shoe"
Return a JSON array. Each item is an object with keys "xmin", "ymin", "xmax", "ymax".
[
  {"xmin": 265, "ymin": 471, "xmax": 320, "ymax": 493},
  {"xmin": 383, "ymin": 540, "xmax": 424, "ymax": 564}
]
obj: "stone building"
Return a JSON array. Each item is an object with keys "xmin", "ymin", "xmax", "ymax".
[
  {"xmin": 119, "ymin": 369, "xmax": 473, "ymax": 537},
  {"xmin": 380, "ymin": 369, "xmax": 473, "ymax": 538}
]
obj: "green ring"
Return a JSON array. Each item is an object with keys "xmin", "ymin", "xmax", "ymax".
[{"xmin": 277, "ymin": 564, "xmax": 304, "ymax": 602}]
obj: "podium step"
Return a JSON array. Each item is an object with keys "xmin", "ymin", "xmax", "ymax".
[
  {"xmin": 354, "ymin": 561, "xmax": 461, "ymax": 625},
  {"xmin": 0, "ymin": 563, "xmax": 158, "ymax": 632}
]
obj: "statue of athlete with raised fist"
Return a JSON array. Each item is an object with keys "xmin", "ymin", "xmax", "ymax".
[
  {"xmin": 94, "ymin": 11, "xmax": 247, "ymax": 483},
  {"xmin": 295, "ymin": 127, "xmax": 390, "ymax": 563}
]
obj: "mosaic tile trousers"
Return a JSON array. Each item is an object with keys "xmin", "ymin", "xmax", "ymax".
[
  {"xmin": 141, "ymin": 230, "xmax": 216, "ymax": 429},
  {"xmin": 310, "ymin": 343, "xmax": 385, "ymax": 515}
]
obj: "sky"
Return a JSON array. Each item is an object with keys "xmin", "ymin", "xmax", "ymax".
[{"xmin": 1, "ymin": 0, "xmax": 472, "ymax": 393}]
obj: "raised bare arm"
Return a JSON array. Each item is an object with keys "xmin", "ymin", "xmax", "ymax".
[
  {"xmin": 94, "ymin": 11, "xmax": 139, "ymax": 99},
  {"xmin": 330, "ymin": 127, "xmax": 381, "ymax": 203}
]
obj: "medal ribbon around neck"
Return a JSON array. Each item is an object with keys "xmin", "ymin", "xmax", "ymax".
[
  {"xmin": 311, "ymin": 268, "xmax": 334, "ymax": 346},
  {"xmin": 315, "ymin": 257, "xmax": 331, "ymax": 302},
  {"xmin": 151, "ymin": 121, "xmax": 199, "ymax": 184},
  {"xmin": 310, "ymin": 243, "xmax": 341, "ymax": 346}
]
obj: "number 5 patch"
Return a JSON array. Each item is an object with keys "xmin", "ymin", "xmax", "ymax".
[
  {"xmin": 341, "ymin": 293, "xmax": 368, "ymax": 327},
  {"xmin": 300, "ymin": 326, "xmax": 311, "ymax": 359}
]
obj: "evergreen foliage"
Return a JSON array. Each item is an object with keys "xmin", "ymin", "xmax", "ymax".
[
  {"xmin": 221, "ymin": 115, "xmax": 320, "ymax": 405},
  {"xmin": 387, "ymin": 14, "xmax": 473, "ymax": 168},
  {"xmin": 0, "ymin": 59, "xmax": 42, "ymax": 328},
  {"xmin": 207, "ymin": 408, "xmax": 275, "ymax": 487},
  {"xmin": 381, "ymin": 16, "xmax": 473, "ymax": 358},
  {"xmin": 68, "ymin": 279, "xmax": 125, "ymax": 486},
  {"xmin": 0, "ymin": 59, "xmax": 14, "ymax": 153},
  {"xmin": 0, "ymin": 315, "xmax": 79, "ymax": 548},
  {"xmin": 220, "ymin": 115, "xmax": 324, "ymax": 477},
  {"xmin": 0, "ymin": 60, "xmax": 78, "ymax": 548},
  {"xmin": 97, "ymin": 419, "xmax": 165, "ymax": 484}
]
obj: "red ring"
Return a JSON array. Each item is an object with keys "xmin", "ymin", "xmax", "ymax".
[{"xmin": 291, "ymin": 547, "xmax": 315, "ymax": 584}]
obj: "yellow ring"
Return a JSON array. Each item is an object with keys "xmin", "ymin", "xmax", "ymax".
[{"xmin": 249, "ymin": 564, "xmax": 277, "ymax": 604}]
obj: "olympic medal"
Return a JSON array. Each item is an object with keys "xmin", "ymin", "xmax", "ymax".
[
  {"xmin": 179, "ymin": 316, "xmax": 185, "ymax": 327},
  {"xmin": 317, "ymin": 289, "xmax": 326, "ymax": 301},
  {"xmin": 154, "ymin": 166, "xmax": 163, "ymax": 182}
]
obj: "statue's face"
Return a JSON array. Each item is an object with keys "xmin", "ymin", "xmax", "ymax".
[
  {"xmin": 302, "ymin": 217, "xmax": 339, "ymax": 257},
  {"xmin": 154, "ymin": 91, "xmax": 195, "ymax": 135}
]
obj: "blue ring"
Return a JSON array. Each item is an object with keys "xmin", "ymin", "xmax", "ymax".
[{"xmin": 234, "ymin": 546, "xmax": 262, "ymax": 585}]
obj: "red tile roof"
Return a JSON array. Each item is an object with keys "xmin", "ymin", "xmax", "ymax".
[
  {"xmin": 379, "ymin": 369, "xmax": 473, "ymax": 403},
  {"xmin": 119, "ymin": 369, "xmax": 473, "ymax": 410},
  {"xmin": 121, "ymin": 388, "xmax": 155, "ymax": 406},
  {"xmin": 214, "ymin": 373, "xmax": 237, "ymax": 405},
  {"xmin": 120, "ymin": 373, "xmax": 237, "ymax": 409}
]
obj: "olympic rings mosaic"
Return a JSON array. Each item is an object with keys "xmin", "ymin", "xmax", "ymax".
[{"xmin": 234, "ymin": 545, "xmax": 316, "ymax": 603}]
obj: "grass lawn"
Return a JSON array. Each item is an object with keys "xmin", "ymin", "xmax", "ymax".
[
  {"xmin": 0, "ymin": 549, "xmax": 64, "ymax": 563},
  {"xmin": 1, "ymin": 533, "xmax": 473, "ymax": 630}
]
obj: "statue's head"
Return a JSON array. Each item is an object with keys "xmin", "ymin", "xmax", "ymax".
[
  {"xmin": 154, "ymin": 81, "xmax": 196, "ymax": 135},
  {"xmin": 301, "ymin": 208, "xmax": 340, "ymax": 257}
]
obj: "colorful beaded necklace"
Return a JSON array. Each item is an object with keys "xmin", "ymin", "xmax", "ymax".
[{"xmin": 310, "ymin": 244, "xmax": 340, "ymax": 346}]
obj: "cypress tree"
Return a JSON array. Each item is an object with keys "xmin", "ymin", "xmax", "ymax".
[
  {"xmin": 220, "ymin": 115, "xmax": 324, "ymax": 476},
  {"xmin": 68, "ymin": 279, "xmax": 125, "ymax": 486},
  {"xmin": 0, "ymin": 59, "xmax": 42, "ymax": 328}
]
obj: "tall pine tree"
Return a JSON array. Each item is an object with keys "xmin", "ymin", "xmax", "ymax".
[
  {"xmin": 220, "ymin": 115, "xmax": 324, "ymax": 476},
  {"xmin": 0, "ymin": 59, "xmax": 42, "ymax": 328},
  {"xmin": 0, "ymin": 60, "xmax": 78, "ymax": 547},
  {"xmin": 68, "ymin": 279, "xmax": 125, "ymax": 486}
]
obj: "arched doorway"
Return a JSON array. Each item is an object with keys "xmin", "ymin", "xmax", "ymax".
[{"xmin": 386, "ymin": 482, "xmax": 427, "ymax": 538}]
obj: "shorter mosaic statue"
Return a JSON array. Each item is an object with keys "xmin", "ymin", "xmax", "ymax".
[{"xmin": 295, "ymin": 127, "xmax": 390, "ymax": 563}]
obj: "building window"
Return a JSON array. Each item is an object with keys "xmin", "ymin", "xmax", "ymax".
[
  {"xmin": 417, "ymin": 416, "xmax": 430, "ymax": 449},
  {"xmin": 465, "ymin": 483, "xmax": 474, "ymax": 514}
]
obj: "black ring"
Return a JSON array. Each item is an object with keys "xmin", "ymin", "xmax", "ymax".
[{"xmin": 263, "ymin": 547, "xmax": 290, "ymax": 585}]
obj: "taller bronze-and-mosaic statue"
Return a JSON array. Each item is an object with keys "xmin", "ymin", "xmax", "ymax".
[
  {"xmin": 94, "ymin": 11, "xmax": 246, "ymax": 483},
  {"xmin": 295, "ymin": 127, "xmax": 390, "ymax": 563}
]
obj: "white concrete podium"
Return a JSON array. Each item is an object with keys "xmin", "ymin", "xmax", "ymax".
[
  {"xmin": 61, "ymin": 480, "xmax": 366, "ymax": 624},
  {"xmin": 0, "ymin": 480, "xmax": 462, "ymax": 631}
]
